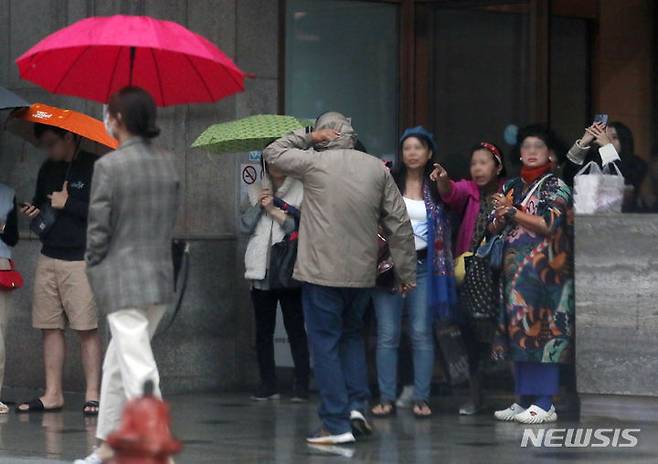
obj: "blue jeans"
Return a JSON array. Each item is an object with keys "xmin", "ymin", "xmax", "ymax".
[
  {"xmin": 302, "ymin": 284, "xmax": 371, "ymax": 434},
  {"xmin": 372, "ymin": 261, "xmax": 433, "ymax": 402}
]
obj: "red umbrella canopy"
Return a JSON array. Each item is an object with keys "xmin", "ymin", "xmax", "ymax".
[{"xmin": 16, "ymin": 15, "xmax": 245, "ymax": 107}]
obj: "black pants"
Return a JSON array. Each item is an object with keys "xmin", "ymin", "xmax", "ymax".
[{"xmin": 251, "ymin": 287, "xmax": 310, "ymax": 389}]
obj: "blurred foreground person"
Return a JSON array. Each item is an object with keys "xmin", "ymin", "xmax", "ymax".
[
  {"xmin": 490, "ymin": 125, "xmax": 574, "ymax": 425},
  {"xmin": 264, "ymin": 112, "xmax": 416, "ymax": 445},
  {"xmin": 0, "ymin": 183, "xmax": 18, "ymax": 414},
  {"xmin": 18, "ymin": 124, "xmax": 101, "ymax": 415},
  {"xmin": 75, "ymin": 87, "xmax": 179, "ymax": 464}
]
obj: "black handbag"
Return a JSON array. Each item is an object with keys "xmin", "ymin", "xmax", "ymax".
[
  {"xmin": 268, "ymin": 232, "xmax": 300, "ymax": 289},
  {"xmin": 459, "ymin": 253, "xmax": 500, "ymax": 321}
]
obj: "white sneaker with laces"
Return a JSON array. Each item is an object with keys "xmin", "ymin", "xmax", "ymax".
[
  {"xmin": 514, "ymin": 404, "xmax": 557, "ymax": 424},
  {"xmin": 73, "ymin": 451, "xmax": 103, "ymax": 464},
  {"xmin": 493, "ymin": 402, "xmax": 526, "ymax": 421}
]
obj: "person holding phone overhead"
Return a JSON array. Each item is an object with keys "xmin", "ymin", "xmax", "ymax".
[
  {"xmin": 563, "ymin": 115, "xmax": 648, "ymax": 211},
  {"xmin": 17, "ymin": 125, "xmax": 102, "ymax": 417}
]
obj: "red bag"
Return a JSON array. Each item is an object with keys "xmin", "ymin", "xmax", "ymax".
[{"xmin": 0, "ymin": 260, "xmax": 23, "ymax": 291}]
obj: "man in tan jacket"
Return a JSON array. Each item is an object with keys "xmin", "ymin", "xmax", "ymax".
[{"xmin": 263, "ymin": 112, "xmax": 416, "ymax": 445}]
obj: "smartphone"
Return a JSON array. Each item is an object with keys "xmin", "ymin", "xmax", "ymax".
[{"xmin": 593, "ymin": 113, "xmax": 608, "ymax": 126}]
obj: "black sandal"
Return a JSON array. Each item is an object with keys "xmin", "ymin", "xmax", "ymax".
[
  {"xmin": 413, "ymin": 400, "xmax": 432, "ymax": 419},
  {"xmin": 371, "ymin": 401, "xmax": 396, "ymax": 417},
  {"xmin": 16, "ymin": 398, "xmax": 63, "ymax": 413},
  {"xmin": 83, "ymin": 400, "xmax": 100, "ymax": 416}
]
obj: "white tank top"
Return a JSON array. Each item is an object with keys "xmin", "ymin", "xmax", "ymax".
[{"xmin": 403, "ymin": 197, "xmax": 428, "ymax": 251}]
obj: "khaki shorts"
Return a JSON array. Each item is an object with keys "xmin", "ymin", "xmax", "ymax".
[{"xmin": 32, "ymin": 255, "xmax": 98, "ymax": 331}]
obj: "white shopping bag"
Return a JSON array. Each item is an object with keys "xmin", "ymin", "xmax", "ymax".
[{"xmin": 574, "ymin": 161, "xmax": 625, "ymax": 214}]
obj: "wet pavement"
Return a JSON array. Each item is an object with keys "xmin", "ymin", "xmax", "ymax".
[{"xmin": 0, "ymin": 392, "xmax": 655, "ymax": 463}]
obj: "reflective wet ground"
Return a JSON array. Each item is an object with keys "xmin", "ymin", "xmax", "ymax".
[{"xmin": 0, "ymin": 393, "xmax": 655, "ymax": 463}]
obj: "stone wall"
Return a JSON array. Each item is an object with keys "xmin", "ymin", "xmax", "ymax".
[
  {"xmin": 575, "ymin": 214, "xmax": 658, "ymax": 417},
  {"xmin": 0, "ymin": 0, "xmax": 280, "ymax": 394}
]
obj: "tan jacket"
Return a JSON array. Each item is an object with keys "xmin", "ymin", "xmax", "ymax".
[{"xmin": 263, "ymin": 113, "xmax": 416, "ymax": 288}]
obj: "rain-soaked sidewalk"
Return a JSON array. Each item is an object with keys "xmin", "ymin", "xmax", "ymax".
[{"xmin": 0, "ymin": 392, "xmax": 655, "ymax": 463}]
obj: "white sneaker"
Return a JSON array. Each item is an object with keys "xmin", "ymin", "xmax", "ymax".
[
  {"xmin": 73, "ymin": 451, "xmax": 103, "ymax": 464},
  {"xmin": 396, "ymin": 385, "xmax": 414, "ymax": 408},
  {"xmin": 306, "ymin": 428, "xmax": 356, "ymax": 445},
  {"xmin": 514, "ymin": 404, "xmax": 558, "ymax": 424},
  {"xmin": 494, "ymin": 402, "xmax": 526, "ymax": 421}
]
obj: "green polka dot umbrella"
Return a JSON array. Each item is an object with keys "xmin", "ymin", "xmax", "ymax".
[{"xmin": 191, "ymin": 114, "xmax": 314, "ymax": 154}]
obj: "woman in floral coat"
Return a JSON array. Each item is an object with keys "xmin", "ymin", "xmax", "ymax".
[{"xmin": 488, "ymin": 125, "xmax": 574, "ymax": 424}]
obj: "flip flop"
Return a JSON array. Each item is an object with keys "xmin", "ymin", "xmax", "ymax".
[
  {"xmin": 83, "ymin": 400, "xmax": 100, "ymax": 416},
  {"xmin": 16, "ymin": 398, "xmax": 63, "ymax": 413},
  {"xmin": 412, "ymin": 400, "xmax": 432, "ymax": 419},
  {"xmin": 371, "ymin": 401, "xmax": 396, "ymax": 418}
]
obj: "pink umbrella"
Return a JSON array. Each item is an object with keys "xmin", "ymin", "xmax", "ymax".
[{"xmin": 16, "ymin": 15, "xmax": 245, "ymax": 107}]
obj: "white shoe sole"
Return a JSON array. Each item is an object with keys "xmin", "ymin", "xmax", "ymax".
[
  {"xmin": 494, "ymin": 410, "xmax": 521, "ymax": 421},
  {"xmin": 515, "ymin": 411, "xmax": 558, "ymax": 424},
  {"xmin": 306, "ymin": 432, "xmax": 356, "ymax": 445}
]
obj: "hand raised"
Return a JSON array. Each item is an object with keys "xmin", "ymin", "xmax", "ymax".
[
  {"xmin": 429, "ymin": 163, "xmax": 448, "ymax": 182},
  {"xmin": 48, "ymin": 181, "xmax": 69, "ymax": 210},
  {"xmin": 311, "ymin": 128, "xmax": 340, "ymax": 144}
]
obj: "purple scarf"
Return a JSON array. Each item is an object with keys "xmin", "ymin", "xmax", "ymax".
[{"xmin": 423, "ymin": 183, "xmax": 458, "ymax": 321}]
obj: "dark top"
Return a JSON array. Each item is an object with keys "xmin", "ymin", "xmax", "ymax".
[
  {"xmin": 0, "ymin": 199, "xmax": 18, "ymax": 248},
  {"xmin": 33, "ymin": 151, "xmax": 99, "ymax": 261}
]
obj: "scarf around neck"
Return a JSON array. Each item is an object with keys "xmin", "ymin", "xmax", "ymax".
[
  {"xmin": 521, "ymin": 163, "xmax": 552, "ymax": 184},
  {"xmin": 423, "ymin": 182, "xmax": 457, "ymax": 321}
]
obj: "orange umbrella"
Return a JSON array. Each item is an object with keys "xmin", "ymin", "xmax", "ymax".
[{"xmin": 6, "ymin": 102, "xmax": 118, "ymax": 154}]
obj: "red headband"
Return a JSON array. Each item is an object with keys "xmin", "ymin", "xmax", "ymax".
[{"xmin": 480, "ymin": 142, "xmax": 502, "ymax": 166}]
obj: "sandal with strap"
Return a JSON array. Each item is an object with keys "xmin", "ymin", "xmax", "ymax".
[
  {"xmin": 413, "ymin": 400, "xmax": 432, "ymax": 419},
  {"xmin": 16, "ymin": 398, "xmax": 63, "ymax": 413},
  {"xmin": 83, "ymin": 400, "xmax": 100, "ymax": 416},
  {"xmin": 371, "ymin": 401, "xmax": 396, "ymax": 417}
]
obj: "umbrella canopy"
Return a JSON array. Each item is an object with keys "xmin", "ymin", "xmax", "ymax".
[
  {"xmin": 0, "ymin": 86, "xmax": 29, "ymax": 110},
  {"xmin": 191, "ymin": 115, "xmax": 313, "ymax": 154},
  {"xmin": 6, "ymin": 103, "xmax": 119, "ymax": 154},
  {"xmin": 16, "ymin": 15, "xmax": 245, "ymax": 107}
]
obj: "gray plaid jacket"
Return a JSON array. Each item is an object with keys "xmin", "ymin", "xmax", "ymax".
[{"xmin": 86, "ymin": 137, "xmax": 180, "ymax": 313}]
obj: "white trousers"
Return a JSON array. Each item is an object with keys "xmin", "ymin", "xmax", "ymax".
[{"xmin": 96, "ymin": 305, "xmax": 167, "ymax": 441}]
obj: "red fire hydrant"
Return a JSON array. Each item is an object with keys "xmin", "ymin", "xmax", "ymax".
[{"xmin": 106, "ymin": 381, "xmax": 182, "ymax": 464}]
